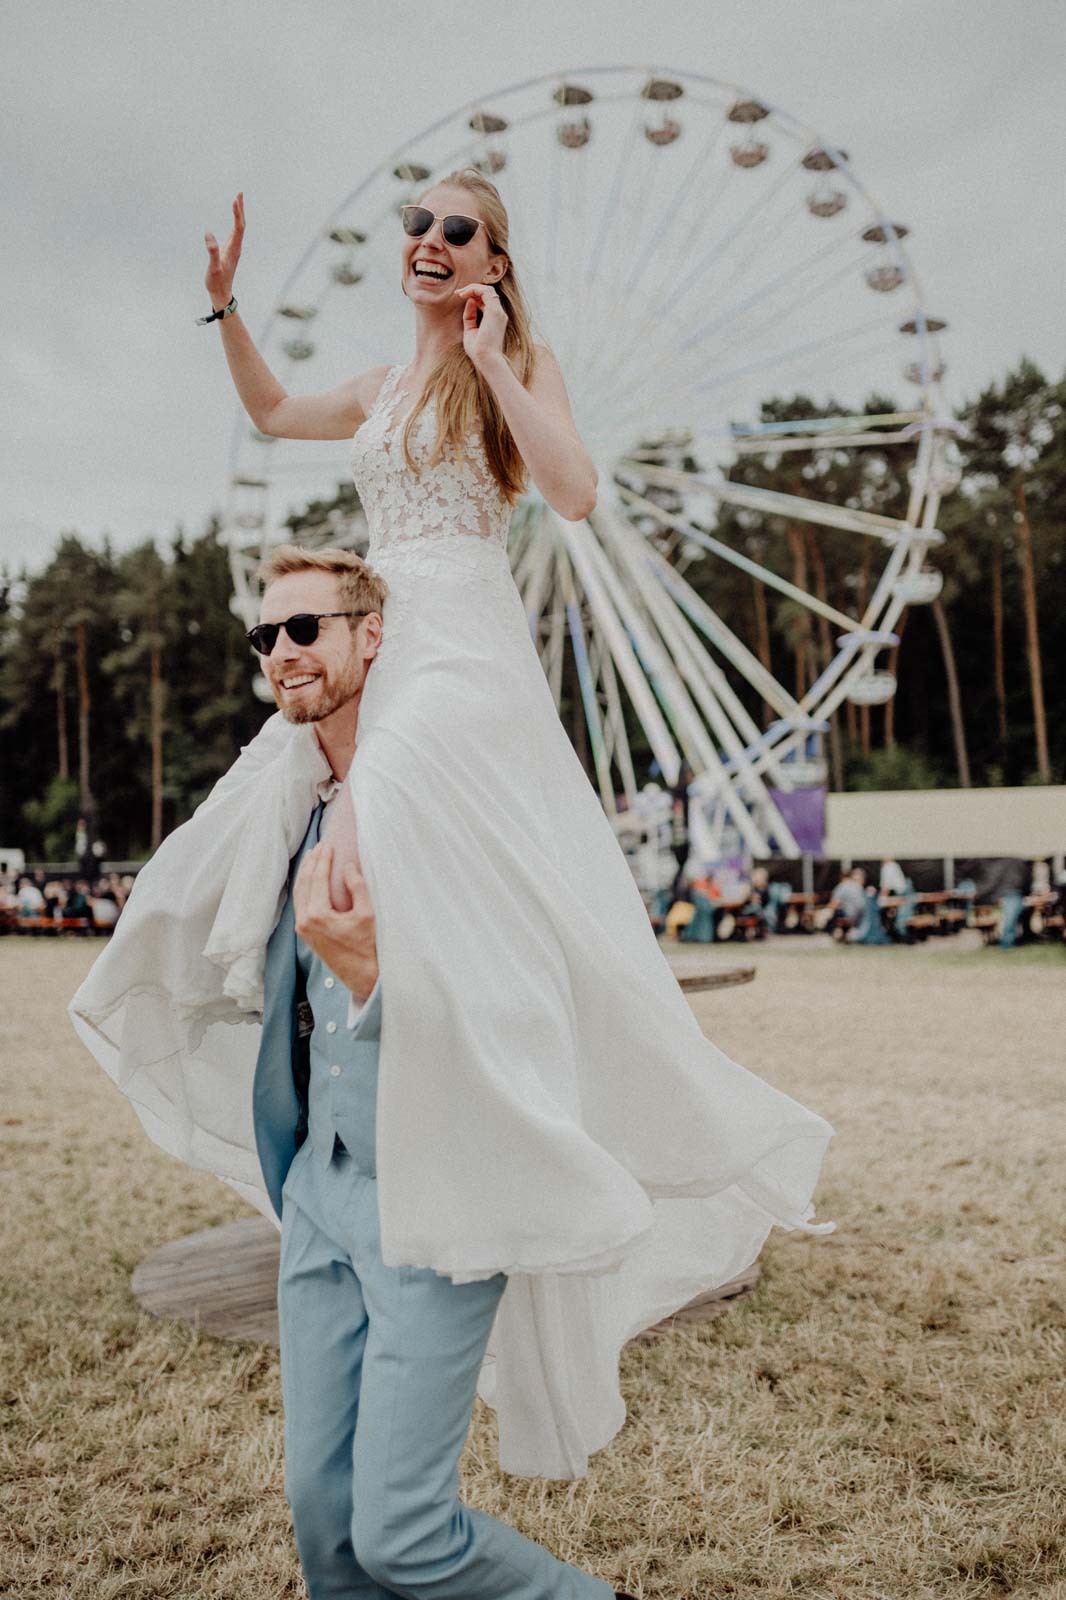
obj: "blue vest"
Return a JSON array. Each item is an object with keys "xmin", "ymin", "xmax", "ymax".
[
  {"xmin": 252, "ymin": 799, "xmax": 383, "ymax": 1221},
  {"xmin": 293, "ymin": 801, "xmax": 380, "ymax": 1173}
]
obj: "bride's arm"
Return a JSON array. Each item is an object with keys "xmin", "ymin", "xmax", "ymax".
[
  {"xmin": 203, "ymin": 193, "xmax": 388, "ymax": 439},
  {"xmin": 214, "ymin": 311, "xmax": 387, "ymax": 440},
  {"xmin": 476, "ymin": 342, "xmax": 598, "ymax": 522}
]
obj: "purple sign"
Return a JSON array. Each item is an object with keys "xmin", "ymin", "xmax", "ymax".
[{"xmin": 768, "ymin": 785, "xmax": 826, "ymax": 855}]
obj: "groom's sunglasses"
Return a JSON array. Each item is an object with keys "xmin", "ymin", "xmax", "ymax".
[
  {"xmin": 246, "ymin": 611, "xmax": 371, "ymax": 656},
  {"xmin": 401, "ymin": 204, "xmax": 486, "ymax": 247}
]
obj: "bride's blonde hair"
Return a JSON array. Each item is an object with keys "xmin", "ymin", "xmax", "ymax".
[{"xmin": 400, "ymin": 166, "xmax": 536, "ymax": 505}]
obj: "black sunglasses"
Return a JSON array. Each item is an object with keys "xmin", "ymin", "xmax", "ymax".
[
  {"xmin": 246, "ymin": 611, "xmax": 371, "ymax": 656},
  {"xmin": 400, "ymin": 204, "xmax": 487, "ymax": 247}
]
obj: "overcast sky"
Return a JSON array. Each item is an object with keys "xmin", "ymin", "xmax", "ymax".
[{"xmin": 5, "ymin": 0, "xmax": 1065, "ymax": 574}]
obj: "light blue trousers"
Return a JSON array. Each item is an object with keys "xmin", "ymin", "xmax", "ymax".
[{"xmin": 277, "ymin": 1134, "xmax": 617, "ymax": 1599}]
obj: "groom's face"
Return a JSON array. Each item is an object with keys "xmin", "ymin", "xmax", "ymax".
[{"xmin": 259, "ymin": 570, "xmax": 379, "ymax": 725}]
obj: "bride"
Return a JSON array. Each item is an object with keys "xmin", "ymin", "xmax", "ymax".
[{"xmin": 71, "ymin": 168, "xmax": 836, "ymax": 1484}]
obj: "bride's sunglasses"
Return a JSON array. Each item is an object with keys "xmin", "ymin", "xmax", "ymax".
[
  {"xmin": 401, "ymin": 204, "xmax": 486, "ymax": 247},
  {"xmin": 246, "ymin": 611, "xmax": 371, "ymax": 655}
]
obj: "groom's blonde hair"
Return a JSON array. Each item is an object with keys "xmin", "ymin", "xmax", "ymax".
[{"xmin": 258, "ymin": 545, "xmax": 389, "ymax": 624}]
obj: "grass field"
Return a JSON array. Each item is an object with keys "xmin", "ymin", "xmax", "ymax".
[{"xmin": 2, "ymin": 933, "xmax": 1064, "ymax": 1599}]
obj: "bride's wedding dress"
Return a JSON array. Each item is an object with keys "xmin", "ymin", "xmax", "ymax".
[
  {"xmin": 343, "ymin": 363, "xmax": 837, "ymax": 1472},
  {"xmin": 70, "ymin": 359, "xmax": 836, "ymax": 1480}
]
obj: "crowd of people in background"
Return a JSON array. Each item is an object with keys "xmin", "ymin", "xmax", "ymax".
[{"xmin": 0, "ymin": 871, "xmax": 133, "ymax": 933}]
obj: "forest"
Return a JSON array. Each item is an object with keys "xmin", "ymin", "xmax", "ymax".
[{"xmin": 2, "ymin": 356, "xmax": 1062, "ymax": 863}]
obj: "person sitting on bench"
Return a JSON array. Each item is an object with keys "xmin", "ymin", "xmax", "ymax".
[
  {"xmin": 879, "ymin": 856, "xmax": 907, "ymax": 896},
  {"xmin": 826, "ymin": 868, "xmax": 868, "ymax": 937}
]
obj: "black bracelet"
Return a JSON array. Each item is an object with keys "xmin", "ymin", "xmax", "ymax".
[{"xmin": 195, "ymin": 294, "xmax": 237, "ymax": 325}]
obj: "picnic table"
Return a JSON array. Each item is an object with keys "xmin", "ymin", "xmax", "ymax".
[
  {"xmin": 8, "ymin": 914, "xmax": 99, "ymax": 935},
  {"xmin": 776, "ymin": 891, "xmax": 821, "ymax": 933},
  {"xmin": 130, "ymin": 951, "xmax": 759, "ymax": 1346},
  {"xmin": 973, "ymin": 889, "xmax": 1066, "ymax": 947},
  {"xmin": 873, "ymin": 886, "xmax": 975, "ymax": 942}
]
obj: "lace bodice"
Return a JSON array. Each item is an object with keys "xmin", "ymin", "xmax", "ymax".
[{"xmin": 351, "ymin": 364, "xmax": 513, "ymax": 556}]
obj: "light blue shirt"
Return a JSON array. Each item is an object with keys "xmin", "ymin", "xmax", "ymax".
[{"xmin": 311, "ymin": 774, "xmax": 380, "ymax": 1029}]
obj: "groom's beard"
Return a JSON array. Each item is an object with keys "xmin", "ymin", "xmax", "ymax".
[{"xmin": 274, "ymin": 653, "xmax": 363, "ymax": 725}]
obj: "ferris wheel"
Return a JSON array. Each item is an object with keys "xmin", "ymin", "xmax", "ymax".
[{"xmin": 223, "ymin": 64, "xmax": 958, "ymax": 859}]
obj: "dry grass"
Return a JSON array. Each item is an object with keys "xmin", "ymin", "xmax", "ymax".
[{"xmin": 1, "ymin": 933, "xmax": 1064, "ymax": 1599}]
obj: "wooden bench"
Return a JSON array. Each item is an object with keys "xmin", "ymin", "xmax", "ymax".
[{"xmin": 13, "ymin": 914, "xmax": 95, "ymax": 935}]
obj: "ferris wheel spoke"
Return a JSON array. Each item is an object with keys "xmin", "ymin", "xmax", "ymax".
[
  {"xmin": 857, "ymin": 530, "xmax": 922, "ymax": 637},
  {"xmin": 554, "ymin": 138, "xmax": 591, "ymax": 359},
  {"xmin": 728, "ymin": 420, "xmax": 924, "ymax": 453},
  {"xmin": 552, "ymin": 513, "xmax": 682, "ymax": 782},
  {"xmin": 554, "ymin": 540, "xmax": 616, "ymax": 810},
  {"xmin": 627, "ymin": 518, "xmax": 802, "ymax": 721},
  {"xmin": 582, "ymin": 300, "xmax": 896, "ymax": 457},
  {"xmin": 645, "ymin": 188, "xmax": 816, "ymax": 374},
  {"xmin": 518, "ymin": 507, "xmax": 556, "ymax": 637},
  {"xmin": 621, "ymin": 110, "xmax": 733, "ymax": 300},
  {"xmin": 575, "ymin": 122, "xmax": 740, "ymax": 396},
  {"xmin": 624, "ymin": 410, "xmax": 925, "ymax": 460},
  {"xmin": 623, "ymin": 459, "xmax": 916, "ymax": 544},
  {"xmin": 579, "ymin": 240, "xmax": 869, "ymax": 431},
  {"xmin": 594, "ymin": 514, "xmax": 734, "ymax": 777},
  {"xmin": 658, "ymin": 146, "xmax": 806, "ymax": 322},
  {"xmin": 636, "ymin": 145, "xmax": 786, "ymax": 336},
  {"xmin": 693, "ymin": 308, "xmax": 895, "ymax": 402},
  {"xmin": 565, "ymin": 97, "xmax": 651, "ymax": 382},
  {"xmin": 584, "ymin": 599, "xmax": 639, "ymax": 805},
  {"xmin": 542, "ymin": 112, "xmax": 565, "ymax": 289},
  {"xmin": 714, "ymin": 331, "xmax": 913, "ymax": 430},
  {"xmin": 602, "ymin": 505, "xmax": 799, "ymax": 832},
  {"xmin": 578, "ymin": 512, "xmax": 773, "ymax": 849},
  {"xmin": 598, "ymin": 227, "xmax": 870, "ymax": 426},
  {"xmin": 682, "ymin": 241, "xmax": 868, "ymax": 371},
  {"xmin": 734, "ymin": 338, "xmax": 909, "ymax": 426},
  {"xmin": 508, "ymin": 511, "xmax": 542, "ymax": 593},
  {"xmin": 545, "ymin": 544, "xmax": 569, "ymax": 707},
  {"xmin": 614, "ymin": 481, "xmax": 863, "ymax": 632},
  {"xmin": 550, "ymin": 105, "xmax": 643, "ymax": 374},
  {"xmin": 598, "ymin": 209, "xmax": 889, "ymax": 425},
  {"xmin": 575, "ymin": 155, "xmax": 754, "ymax": 403}
]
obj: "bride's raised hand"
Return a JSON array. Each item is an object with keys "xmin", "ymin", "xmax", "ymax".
[{"xmin": 203, "ymin": 191, "xmax": 245, "ymax": 310}]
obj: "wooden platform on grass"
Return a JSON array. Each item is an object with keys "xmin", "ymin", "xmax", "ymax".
[
  {"xmin": 132, "ymin": 1216, "xmax": 283, "ymax": 1345},
  {"xmin": 130, "ymin": 956, "xmax": 758, "ymax": 1345},
  {"xmin": 665, "ymin": 953, "xmax": 756, "ymax": 992},
  {"xmin": 132, "ymin": 1215, "xmax": 759, "ymax": 1347}
]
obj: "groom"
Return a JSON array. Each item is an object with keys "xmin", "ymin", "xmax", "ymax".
[{"xmin": 248, "ymin": 544, "xmax": 623, "ymax": 1600}]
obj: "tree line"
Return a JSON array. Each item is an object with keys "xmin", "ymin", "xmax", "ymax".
[{"xmin": 1, "ymin": 356, "xmax": 1062, "ymax": 863}]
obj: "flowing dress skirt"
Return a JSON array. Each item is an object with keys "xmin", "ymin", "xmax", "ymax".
[{"xmin": 347, "ymin": 530, "xmax": 837, "ymax": 1477}]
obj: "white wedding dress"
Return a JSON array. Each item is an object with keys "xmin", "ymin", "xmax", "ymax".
[
  {"xmin": 343, "ymin": 364, "xmax": 837, "ymax": 1472},
  {"xmin": 69, "ymin": 360, "xmax": 837, "ymax": 1482}
]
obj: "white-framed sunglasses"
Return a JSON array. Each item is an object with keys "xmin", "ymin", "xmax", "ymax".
[{"xmin": 400, "ymin": 204, "xmax": 488, "ymax": 247}]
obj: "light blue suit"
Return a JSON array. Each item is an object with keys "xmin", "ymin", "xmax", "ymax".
[{"xmin": 252, "ymin": 801, "xmax": 616, "ymax": 1600}]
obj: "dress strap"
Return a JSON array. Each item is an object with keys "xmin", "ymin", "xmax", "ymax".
[{"xmin": 379, "ymin": 363, "xmax": 405, "ymax": 409}]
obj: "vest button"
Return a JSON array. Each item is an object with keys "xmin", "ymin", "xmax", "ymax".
[
  {"xmin": 324, "ymin": 976, "xmax": 335, "ymax": 989},
  {"xmin": 326, "ymin": 1020, "xmax": 337, "ymax": 1034},
  {"xmin": 329, "ymin": 1064, "xmax": 341, "ymax": 1078}
]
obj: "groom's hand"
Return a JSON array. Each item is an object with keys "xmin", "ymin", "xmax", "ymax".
[{"xmin": 293, "ymin": 841, "xmax": 379, "ymax": 1001}]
